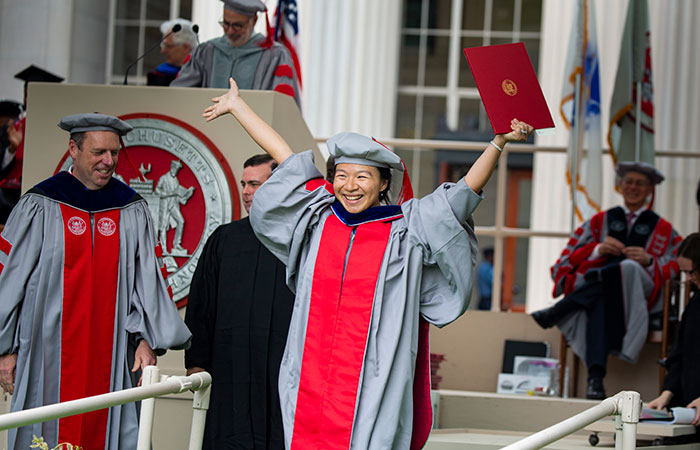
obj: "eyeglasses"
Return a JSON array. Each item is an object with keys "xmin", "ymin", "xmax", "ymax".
[
  {"xmin": 160, "ymin": 42, "xmax": 179, "ymax": 50},
  {"xmin": 219, "ymin": 18, "xmax": 250, "ymax": 32},
  {"xmin": 621, "ymin": 178, "xmax": 651, "ymax": 188}
]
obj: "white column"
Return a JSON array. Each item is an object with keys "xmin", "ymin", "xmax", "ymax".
[
  {"xmin": 297, "ymin": 0, "xmax": 403, "ymax": 138},
  {"xmin": 0, "ymin": 0, "xmax": 74, "ymax": 102}
]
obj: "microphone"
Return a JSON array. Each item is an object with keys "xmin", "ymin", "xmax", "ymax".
[
  {"xmin": 192, "ymin": 24, "xmax": 200, "ymax": 45},
  {"xmin": 123, "ymin": 24, "xmax": 182, "ymax": 85}
]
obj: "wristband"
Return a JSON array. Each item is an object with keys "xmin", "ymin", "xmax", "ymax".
[{"xmin": 490, "ymin": 140, "xmax": 504, "ymax": 153}]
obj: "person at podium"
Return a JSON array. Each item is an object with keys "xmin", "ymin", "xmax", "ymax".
[
  {"xmin": 147, "ymin": 18, "xmax": 198, "ymax": 86},
  {"xmin": 171, "ymin": 0, "xmax": 300, "ymax": 107}
]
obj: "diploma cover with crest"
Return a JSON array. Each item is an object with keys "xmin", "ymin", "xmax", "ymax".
[{"xmin": 464, "ymin": 42, "xmax": 554, "ymax": 134}]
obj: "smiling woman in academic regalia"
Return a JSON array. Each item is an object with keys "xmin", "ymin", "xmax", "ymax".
[{"xmin": 202, "ymin": 78, "xmax": 533, "ymax": 450}]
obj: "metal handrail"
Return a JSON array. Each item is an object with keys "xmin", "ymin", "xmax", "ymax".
[
  {"xmin": 502, "ymin": 391, "xmax": 641, "ymax": 450},
  {"xmin": 0, "ymin": 366, "xmax": 211, "ymax": 450}
]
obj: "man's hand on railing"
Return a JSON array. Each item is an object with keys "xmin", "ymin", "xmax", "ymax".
[
  {"xmin": 0, "ymin": 353, "xmax": 17, "ymax": 395},
  {"xmin": 132, "ymin": 341, "xmax": 157, "ymax": 386},
  {"xmin": 186, "ymin": 366, "xmax": 206, "ymax": 376}
]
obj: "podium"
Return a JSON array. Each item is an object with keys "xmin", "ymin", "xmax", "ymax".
[{"xmin": 22, "ymin": 83, "xmax": 321, "ymax": 304}]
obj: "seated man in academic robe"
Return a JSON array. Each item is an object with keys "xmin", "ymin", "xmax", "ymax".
[{"xmin": 532, "ymin": 162, "xmax": 681, "ymax": 399}]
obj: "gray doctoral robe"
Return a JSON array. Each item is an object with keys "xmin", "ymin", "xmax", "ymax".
[
  {"xmin": 551, "ymin": 207, "xmax": 681, "ymax": 365},
  {"xmin": 0, "ymin": 174, "xmax": 191, "ymax": 450},
  {"xmin": 249, "ymin": 151, "xmax": 480, "ymax": 449},
  {"xmin": 171, "ymin": 33, "xmax": 301, "ymax": 107}
]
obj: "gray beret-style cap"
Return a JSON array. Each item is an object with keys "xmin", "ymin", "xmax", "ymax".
[
  {"xmin": 616, "ymin": 161, "xmax": 664, "ymax": 185},
  {"xmin": 327, "ymin": 132, "xmax": 404, "ymax": 172},
  {"xmin": 221, "ymin": 0, "xmax": 266, "ymax": 16},
  {"xmin": 58, "ymin": 113, "xmax": 133, "ymax": 136}
]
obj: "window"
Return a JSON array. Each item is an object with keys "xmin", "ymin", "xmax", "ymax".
[
  {"xmin": 108, "ymin": 0, "xmax": 193, "ymax": 85},
  {"xmin": 395, "ymin": 0, "xmax": 543, "ymax": 141},
  {"xmin": 395, "ymin": 0, "xmax": 543, "ymax": 311}
]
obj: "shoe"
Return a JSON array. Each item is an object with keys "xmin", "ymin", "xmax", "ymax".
[
  {"xmin": 531, "ymin": 308, "xmax": 556, "ymax": 329},
  {"xmin": 586, "ymin": 377, "xmax": 606, "ymax": 400},
  {"xmin": 531, "ymin": 296, "xmax": 582, "ymax": 329}
]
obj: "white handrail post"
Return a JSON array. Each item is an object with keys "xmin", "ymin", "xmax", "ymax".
[
  {"xmin": 136, "ymin": 365, "xmax": 160, "ymax": 450},
  {"xmin": 614, "ymin": 415, "xmax": 623, "ymax": 450},
  {"xmin": 619, "ymin": 391, "xmax": 641, "ymax": 450},
  {"xmin": 188, "ymin": 372, "xmax": 212, "ymax": 450}
]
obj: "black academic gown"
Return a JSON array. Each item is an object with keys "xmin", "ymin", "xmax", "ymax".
[
  {"xmin": 185, "ymin": 217, "xmax": 294, "ymax": 450},
  {"xmin": 663, "ymin": 290, "xmax": 700, "ymax": 408}
]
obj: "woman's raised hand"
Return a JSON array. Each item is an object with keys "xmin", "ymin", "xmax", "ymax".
[
  {"xmin": 500, "ymin": 119, "xmax": 534, "ymax": 143},
  {"xmin": 203, "ymin": 78, "xmax": 242, "ymax": 122}
]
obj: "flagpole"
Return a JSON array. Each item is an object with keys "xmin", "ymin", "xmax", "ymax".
[
  {"xmin": 570, "ymin": 73, "xmax": 582, "ymax": 232},
  {"xmin": 635, "ymin": 81, "xmax": 642, "ymax": 161}
]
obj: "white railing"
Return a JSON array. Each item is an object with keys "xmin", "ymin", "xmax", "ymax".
[
  {"xmin": 0, "ymin": 366, "xmax": 211, "ymax": 450},
  {"xmin": 502, "ymin": 391, "xmax": 641, "ymax": 450}
]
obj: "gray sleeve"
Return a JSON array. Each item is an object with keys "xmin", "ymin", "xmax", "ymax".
[
  {"xmin": 255, "ymin": 44, "xmax": 301, "ymax": 107},
  {"xmin": 170, "ymin": 43, "xmax": 212, "ymax": 87},
  {"xmin": 249, "ymin": 151, "xmax": 334, "ymax": 283},
  {"xmin": 123, "ymin": 202, "xmax": 192, "ymax": 351},
  {"xmin": 403, "ymin": 180, "xmax": 482, "ymax": 327},
  {"xmin": 0, "ymin": 196, "xmax": 44, "ymax": 355}
]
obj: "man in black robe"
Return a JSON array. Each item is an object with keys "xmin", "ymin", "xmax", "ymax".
[{"xmin": 185, "ymin": 154, "xmax": 294, "ymax": 449}]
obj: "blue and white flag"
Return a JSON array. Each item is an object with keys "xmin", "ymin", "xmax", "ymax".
[{"xmin": 560, "ymin": 0, "xmax": 602, "ymax": 221}]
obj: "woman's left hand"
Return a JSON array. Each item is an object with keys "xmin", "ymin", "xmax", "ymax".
[
  {"xmin": 500, "ymin": 119, "xmax": 534, "ymax": 143},
  {"xmin": 203, "ymin": 77, "xmax": 242, "ymax": 122}
]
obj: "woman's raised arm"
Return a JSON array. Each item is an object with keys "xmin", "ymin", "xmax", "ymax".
[
  {"xmin": 463, "ymin": 119, "xmax": 533, "ymax": 193},
  {"xmin": 203, "ymin": 77, "xmax": 294, "ymax": 165}
]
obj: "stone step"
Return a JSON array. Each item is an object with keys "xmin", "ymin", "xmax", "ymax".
[{"xmin": 436, "ymin": 389, "xmax": 599, "ymax": 433}]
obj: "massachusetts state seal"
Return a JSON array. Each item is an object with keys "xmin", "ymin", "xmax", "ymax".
[{"xmin": 57, "ymin": 113, "xmax": 239, "ymax": 306}]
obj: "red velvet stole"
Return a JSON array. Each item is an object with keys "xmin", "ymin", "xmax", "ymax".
[
  {"xmin": 58, "ymin": 206, "xmax": 120, "ymax": 450},
  {"xmin": 290, "ymin": 214, "xmax": 391, "ymax": 450}
]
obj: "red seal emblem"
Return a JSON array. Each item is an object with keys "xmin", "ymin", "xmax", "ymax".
[
  {"xmin": 67, "ymin": 217, "xmax": 87, "ymax": 236},
  {"xmin": 502, "ymin": 79, "xmax": 518, "ymax": 96},
  {"xmin": 56, "ymin": 113, "xmax": 239, "ymax": 308},
  {"xmin": 97, "ymin": 218, "xmax": 117, "ymax": 236}
]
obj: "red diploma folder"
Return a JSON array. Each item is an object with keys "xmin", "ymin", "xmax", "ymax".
[{"xmin": 463, "ymin": 42, "xmax": 554, "ymax": 134}]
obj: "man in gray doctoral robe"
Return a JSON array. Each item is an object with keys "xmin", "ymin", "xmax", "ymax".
[
  {"xmin": 170, "ymin": 0, "xmax": 301, "ymax": 107},
  {"xmin": 0, "ymin": 113, "xmax": 191, "ymax": 450}
]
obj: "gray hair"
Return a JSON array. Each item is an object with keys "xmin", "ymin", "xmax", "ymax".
[{"xmin": 160, "ymin": 18, "xmax": 198, "ymax": 50}]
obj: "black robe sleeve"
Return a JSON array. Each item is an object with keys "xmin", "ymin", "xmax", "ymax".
[{"xmin": 184, "ymin": 225, "xmax": 222, "ymax": 371}]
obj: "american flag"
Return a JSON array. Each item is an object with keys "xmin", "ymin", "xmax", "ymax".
[{"xmin": 273, "ymin": 0, "xmax": 302, "ymax": 89}]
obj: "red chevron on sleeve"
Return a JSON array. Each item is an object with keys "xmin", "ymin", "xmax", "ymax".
[
  {"xmin": 568, "ymin": 242, "xmax": 597, "ymax": 266},
  {"xmin": 305, "ymin": 178, "xmax": 334, "ymax": 194},
  {"xmin": 0, "ymin": 234, "xmax": 11, "ymax": 256},
  {"xmin": 275, "ymin": 64, "xmax": 294, "ymax": 79},
  {"xmin": 590, "ymin": 212, "xmax": 604, "ymax": 240},
  {"xmin": 274, "ymin": 83, "xmax": 295, "ymax": 98}
]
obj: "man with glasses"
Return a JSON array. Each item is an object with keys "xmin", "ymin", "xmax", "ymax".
[
  {"xmin": 171, "ymin": 0, "xmax": 300, "ymax": 107},
  {"xmin": 532, "ymin": 162, "xmax": 681, "ymax": 399},
  {"xmin": 147, "ymin": 18, "xmax": 198, "ymax": 86}
]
